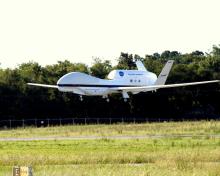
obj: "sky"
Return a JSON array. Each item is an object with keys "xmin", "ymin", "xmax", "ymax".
[{"xmin": 0, "ymin": 0, "xmax": 220, "ymax": 68}]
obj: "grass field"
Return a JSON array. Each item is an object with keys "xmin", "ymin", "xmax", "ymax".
[
  {"xmin": 0, "ymin": 121, "xmax": 220, "ymax": 175},
  {"xmin": 1, "ymin": 121, "xmax": 220, "ymax": 138}
]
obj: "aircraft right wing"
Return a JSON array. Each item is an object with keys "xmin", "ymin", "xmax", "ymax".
[
  {"xmin": 111, "ymin": 80, "xmax": 220, "ymax": 92},
  {"xmin": 27, "ymin": 83, "xmax": 58, "ymax": 89}
]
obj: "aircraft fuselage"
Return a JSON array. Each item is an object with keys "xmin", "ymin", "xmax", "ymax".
[{"xmin": 57, "ymin": 70, "xmax": 157, "ymax": 96}]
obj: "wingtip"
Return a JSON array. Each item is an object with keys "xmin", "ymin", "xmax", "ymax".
[
  {"xmin": 27, "ymin": 83, "xmax": 36, "ymax": 86},
  {"xmin": 167, "ymin": 60, "xmax": 174, "ymax": 63}
]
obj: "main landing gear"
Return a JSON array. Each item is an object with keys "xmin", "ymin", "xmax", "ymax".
[
  {"xmin": 79, "ymin": 94, "xmax": 129, "ymax": 102},
  {"xmin": 102, "ymin": 95, "xmax": 110, "ymax": 102},
  {"xmin": 122, "ymin": 91, "xmax": 129, "ymax": 102}
]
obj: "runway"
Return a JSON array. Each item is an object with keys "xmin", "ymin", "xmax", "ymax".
[{"xmin": 0, "ymin": 134, "xmax": 220, "ymax": 141}]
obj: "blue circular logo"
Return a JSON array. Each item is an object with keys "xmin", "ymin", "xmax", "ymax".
[{"xmin": 119, "ymin": 71, "xmax": 124, "ymax": 77}]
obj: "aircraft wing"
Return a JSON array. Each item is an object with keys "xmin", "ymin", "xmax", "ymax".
[
  {"xmin": 27, "ymin": 83, "xmax": 58, "ymax": 89},
  {"xmin": 111, "ymin": 80, "xmax": 220, "ymax": 92}
]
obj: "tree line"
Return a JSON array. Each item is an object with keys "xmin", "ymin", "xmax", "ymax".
[{"xmin": 0, "ymin": 45, "xmax": 220, "ymax": 121}]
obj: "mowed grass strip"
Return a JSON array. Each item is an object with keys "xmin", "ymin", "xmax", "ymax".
[
  {"xmin": 1, "ymin": 121, "xmax": 220, "ymax": 138},
  {"xmin": 0, "ymin": 137, "xmax": 220, "ymax": 175}
]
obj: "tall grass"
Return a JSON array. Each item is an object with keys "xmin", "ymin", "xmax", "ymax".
[
  {"xmin": 0, "ymin": 121, "xmax": 220, "ymax": 175},
  {"xmin": 0, "ymin": 121, "xmax": 220, "ymax": 138},
  {"xmin": 0, "ymin": 137, "xmax": 220, "ymax": 175}
]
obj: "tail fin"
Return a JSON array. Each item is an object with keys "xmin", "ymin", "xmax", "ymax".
[
  {"xmin": 154, "ymin": 60, "xmax": 174, "ymax": 85},
  {"xmin": 136, "ymin": 61, "xmax": 147, "ymax": 71}
]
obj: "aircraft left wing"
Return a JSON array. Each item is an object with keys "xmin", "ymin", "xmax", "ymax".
[
  {"xmin": 27, "ymin": 83, "xmax": 58, "ymax": 89},
  {"xmin": 111, "ymin": 80, "xmax": 220, "ymax": 92}
]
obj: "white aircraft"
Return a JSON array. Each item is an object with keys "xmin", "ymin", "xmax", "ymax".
[{"xmin": 28, "ymin": 60, "xmax": 219, "ymax": 102}]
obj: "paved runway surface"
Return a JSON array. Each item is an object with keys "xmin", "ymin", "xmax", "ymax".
[{"xmin": 0, "ymin": 134, "xmax": 220, "ymax": 141}]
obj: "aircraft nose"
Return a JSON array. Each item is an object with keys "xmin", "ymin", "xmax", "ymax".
[
  {"xmin": 57, "ymin": 72, "xmax": 79, "ymax": 85},
  {"xmin": 57, "ymin": 73, "xmax": 70, "ymax": 85}
]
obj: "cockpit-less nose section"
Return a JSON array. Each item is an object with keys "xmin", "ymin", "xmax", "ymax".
[{"xmin": 28, "ymin": 60, "xmax": 220, "ymax": 102}]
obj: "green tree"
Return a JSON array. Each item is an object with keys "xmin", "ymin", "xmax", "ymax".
[
  {"xmin": 90, "ymin": 58, "xmax": 112, "ymax": 78},
  {"xmin": 117, "ymin": 52, "xmax": 136, "ymax": 69}
]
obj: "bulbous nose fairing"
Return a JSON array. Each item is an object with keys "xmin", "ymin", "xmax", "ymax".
[{"xmin": 57, "ymin": 72, "xmax": 100, "ymax": 86}]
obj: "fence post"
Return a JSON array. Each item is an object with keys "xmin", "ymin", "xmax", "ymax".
[
  {"xmin": 109, "ymin": 118, "xmax": 111, "ymax": 124},
  {"xmin": 97, "ymin": 118, "xmax": 99, "ymax": 124},
  {"xmin": 85, "ymin": 118, "xmax": 87, "ymax": 125},
  {"xmin": 47, "ymin": 119, "xmax": 50, "ymax": 127},
  {"xmin": 59, "ymin": 118, "xmax": 62, "ymax": 126},
  {"xmin": 72, "ymin": 119, "xmax": 75, "ymax": 125},
  {"xmin": 9, "ymin": 119, "xmax": 12, "ymax": 129},
  {"xmin": 22, "ymin": 119, "xmax": 25, "ymax": 128},
  {"xmin": 35, "ymin": 119, "xmax": 37, "ymax": 127}
]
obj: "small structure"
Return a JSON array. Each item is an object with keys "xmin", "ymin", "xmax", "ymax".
[{"xmin": 12, "ymin": 166, "xmax": 33, "ymax": 176}]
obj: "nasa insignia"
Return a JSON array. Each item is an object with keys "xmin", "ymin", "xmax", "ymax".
[{"xmin": 119, "ymin": 71, "xmax": 124, "ymax": 77}]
